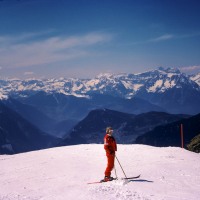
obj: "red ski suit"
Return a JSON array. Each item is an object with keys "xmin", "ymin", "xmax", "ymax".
[{"xmin": 104, "ymin": 134, "xmax": 117, "ymax": 177}]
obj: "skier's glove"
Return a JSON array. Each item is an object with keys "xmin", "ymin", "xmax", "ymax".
[{"xmin": 109, "ymin": 150, "xmax": 115, "ymax": 155}]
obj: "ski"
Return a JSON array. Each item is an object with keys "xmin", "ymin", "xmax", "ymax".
[
  {"xmin": 87, "ymin": 175, "xmax": 140, "ymax": 184},
  {"xmin": 87, "ymin": 178, "xmax": 117, "ymax": 184},
  {"xmin": 87, "ymin": 181, "xmax": 103, "ymax": 184},
  {"xmin": 123, "ymin": 174, "xmax": 141, "ymax": 180}
]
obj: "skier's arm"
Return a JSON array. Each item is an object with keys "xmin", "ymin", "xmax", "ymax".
[{"xmin": 104, "ymin": 137, "xmax": 115, "ymax": 154}]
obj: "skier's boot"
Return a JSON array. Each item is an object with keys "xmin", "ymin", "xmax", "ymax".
[{"xmin": 103, "ymin": 176, "xmax": 114, "ymax": 182}]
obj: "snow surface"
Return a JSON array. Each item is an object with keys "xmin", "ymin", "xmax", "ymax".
[{"xmin": 0, "ymin": 144, "xmax": 200, "ymax": 200}]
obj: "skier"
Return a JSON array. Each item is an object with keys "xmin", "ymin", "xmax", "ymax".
[{"xmin": 103, "ymin": 127, "xmax": 117, "ymax": 181}]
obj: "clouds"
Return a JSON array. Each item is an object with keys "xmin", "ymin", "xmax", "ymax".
[
  {"xmin": 0, "ymin": 31, "xmax": 112, "ymax": 69},
  {"xmin": 0, "ymin": 28, "xmax": 199, "ymax": 78},
  {"xmin": 128, "ymin": 31, "xmax": 200, "ymax": 47},
  {"xmin": 149, "ymin": 32, "xmax": 200, "ymax": 43},
  {"xmin": 24, "ymin": 71, "xmax": 34, "ymax": 76},
  {"xmin": 181, "ymin": 65, "xmax": 200, "ymax": 74},
  {"xmin": 149, "ymin": 34, "xmax": 174, "ymax": 42}
]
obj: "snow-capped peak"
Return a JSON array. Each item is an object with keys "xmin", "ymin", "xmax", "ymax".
[
  {"xmin": 0, "ymin": 92, "xmax": 8, "ymax": 100},
  {"xmin": 0, "ymin": 67, "xmax": 199, "ymax": 99},
  {"xmin": 95, "ymin": 73, "xmax": 114, "ymax": 79},
  {"xmin": 190, "ymin": 72, "xmax": 200, "ymax": 86},
  {"xmin": 157, "ymin": 67, "xmax": 181, "ymax": 74}
]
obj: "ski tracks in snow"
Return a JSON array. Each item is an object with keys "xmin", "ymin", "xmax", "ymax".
[
  {"xmin": 0, "ymin": 193, "xmax": 41, "ymax": 200},
  {"xmin": 88, "ymin": 180, "xmax": 151, "ymax": 200}
]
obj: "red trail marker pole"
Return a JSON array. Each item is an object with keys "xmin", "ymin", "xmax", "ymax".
[{"xmin": 180, "ymin": 124, "xmax": 184, "ymax": 148}]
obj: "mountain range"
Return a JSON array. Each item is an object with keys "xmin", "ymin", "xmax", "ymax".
[
  {"xmin": 1, "ymin": 67, "xmax": 200, "ymax": 154},
  {"xmin": 0, "ymin": 102, "xmax": 58, "ymax": 154},
  {"xmin": 1, "ymin": 67, "xmax": 200, "ymax": 98},
  {"xmin": 59, "ymin": 109, "xmax": 189, "ymax": 146},
  {"xmin": 1, "ymin": 67, "xmax": 200, "ymax": 115},
  {"xmin": 135, "ymin": 113, "xmax": 200, "ymax": 147}
]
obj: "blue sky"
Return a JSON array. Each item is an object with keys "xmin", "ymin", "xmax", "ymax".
[{"xmin": 0, "ymin": 0, "xmax": 200, "ymax": 78}]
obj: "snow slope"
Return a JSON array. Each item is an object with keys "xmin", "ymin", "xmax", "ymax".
[{"xmin": 0, "ymin": 144, "xmax": 200, "ymax": 200}]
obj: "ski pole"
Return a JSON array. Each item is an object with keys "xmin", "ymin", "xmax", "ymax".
[
  {"xmin": 115, "ymin": 155, "xmax": 127, "ymax": 178},
  {"xmin": 114, "ymin": 165, "xmax": 118, "ymax": 179}
]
